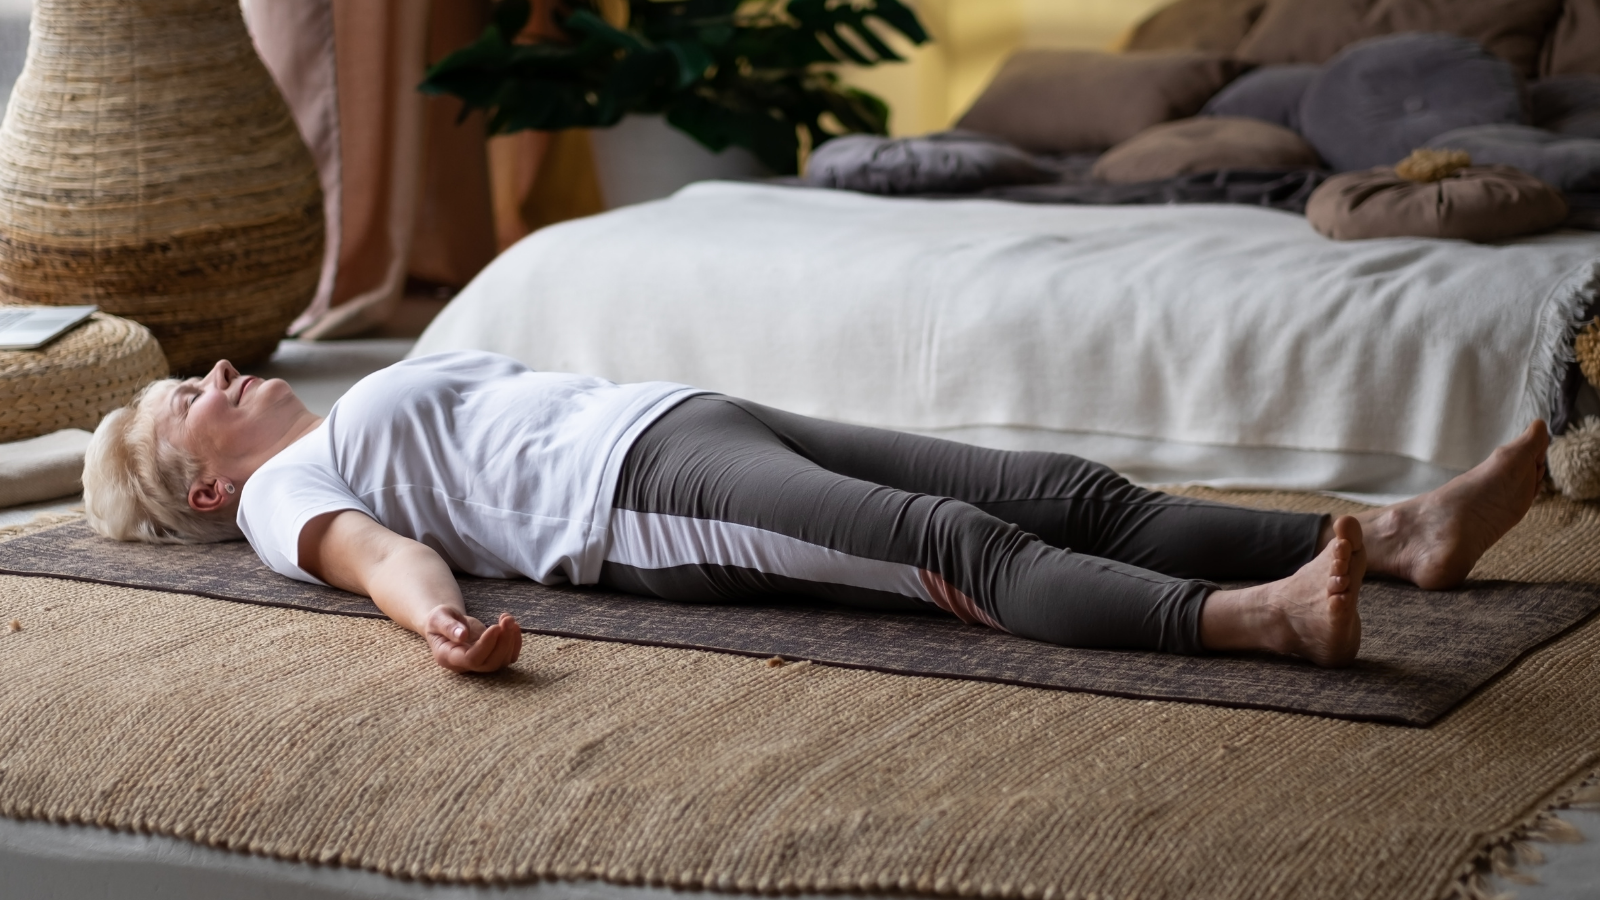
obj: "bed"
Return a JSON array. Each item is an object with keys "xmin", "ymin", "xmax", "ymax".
[
  {"xmin": 414, "ymin": 182, "xmax": 1600, "ymax": 499},
  {"xmin": 413, "ymin": 0, "xmax": 1600, "ymax": 500}
]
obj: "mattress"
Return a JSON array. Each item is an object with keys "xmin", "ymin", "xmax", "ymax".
[{"xmin": 414, "ymin": 181, "xmax": 1600, "ymax": 498}]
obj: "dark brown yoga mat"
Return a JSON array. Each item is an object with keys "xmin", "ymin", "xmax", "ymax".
[{"xmin": 3, "ymin": 519, "xmax": 1596, "ymax": 726}]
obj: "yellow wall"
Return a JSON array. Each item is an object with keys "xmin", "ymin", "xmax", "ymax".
[{"xmin": 844, "ymin": 0, "xmax": 1172, "ymax": 136}]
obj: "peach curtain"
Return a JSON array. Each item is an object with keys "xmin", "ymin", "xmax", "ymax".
[{"xmin": 243, "ymin": 0, "xmax": 605, "ymax": 339}]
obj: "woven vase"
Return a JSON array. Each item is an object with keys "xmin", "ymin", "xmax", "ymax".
[{"xmin": 0, "ymin": 0, "xmax": 324, "ymax": 376}]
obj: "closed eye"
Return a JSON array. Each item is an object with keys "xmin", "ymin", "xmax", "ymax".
[{"xmin": 175, "ymin": 383, "xmax": 198, "ymax": 417}]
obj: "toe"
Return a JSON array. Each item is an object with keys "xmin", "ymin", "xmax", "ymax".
[
  {"xmin": 1527, "ymin": 418, "xmax": 1550, "ymax": 446},
  {"xmin": 1333, "ymin": 515, "xmax": 1363, "ymax": 548}
]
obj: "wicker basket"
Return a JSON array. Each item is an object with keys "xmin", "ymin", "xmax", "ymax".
[
  {"xmin": 0, "ymin": 0, "xmax": 324, "ymax": 376},
  {"xmin": 0, "ymin": 312, "xmax": 168, "ymax": 443}
]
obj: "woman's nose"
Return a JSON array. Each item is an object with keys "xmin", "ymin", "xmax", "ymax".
[{"xmin": 206, "ymin": 359, "xmax": 235, "ymax": 389}]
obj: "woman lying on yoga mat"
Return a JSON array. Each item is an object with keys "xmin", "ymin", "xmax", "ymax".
[{"xmin": 83, "ymin": 351, "xmax": 1549, "ymax": 674}]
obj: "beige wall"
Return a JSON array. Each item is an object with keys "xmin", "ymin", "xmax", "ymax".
[{"xmin": 844, "ymin": 0, "xmax": 1171, "ymax": 136}]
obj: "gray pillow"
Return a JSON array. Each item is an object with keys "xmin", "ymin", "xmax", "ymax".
[
  {"xmin": 1201, "ymin": 64, "xmax": 1320, "ymax": 131},
  {"xmin": 1426, "ymin": 124, "xmax": 1600, "ymax": 193},
  {"xmin": 1530, "ymin": 76, "xmax": 1600, "ymax": 140},
  {"xmin": 1299, "ymin": 32, "xmax": 1525, "ymax": 172},
  {"xmin": 803, "ymin": 132, "xmax": 1056, "ymax": 195}
]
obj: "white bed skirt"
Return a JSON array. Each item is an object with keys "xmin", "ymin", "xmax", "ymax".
[{"xmin": 415, "ymin": 182, "xmax": 1600, "ymax": 497}]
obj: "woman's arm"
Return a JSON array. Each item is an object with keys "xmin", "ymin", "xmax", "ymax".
[{"xmin": 297, "ymin": 510, "xmax": 522, "ymax": 673}]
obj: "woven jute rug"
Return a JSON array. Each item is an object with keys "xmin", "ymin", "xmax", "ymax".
[
  {"xmin": 0, "ymin": 490, "xmax": 1598, "ymax": 899},
  {"xmin": 2, "ymin": 490, "xmax": 1597, "ymax": 725}
]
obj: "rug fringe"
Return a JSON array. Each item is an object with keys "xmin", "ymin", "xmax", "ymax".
[{"xmin": 1444, "ymin": 767, "xmax": 1599, "ymax": 899}]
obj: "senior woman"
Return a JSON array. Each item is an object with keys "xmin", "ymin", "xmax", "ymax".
[{"xmin": 84, "ymin": 351, "xmax": 1548, "ymax": 674}]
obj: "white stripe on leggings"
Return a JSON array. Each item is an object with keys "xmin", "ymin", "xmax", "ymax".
[{"xmin": 604, "ymin": 509, "xmax": 936, "ymax": 605}]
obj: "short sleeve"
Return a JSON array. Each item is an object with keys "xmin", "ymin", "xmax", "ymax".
[{"xmin": 236, "ymin": 433, "xmax": 373, "ymax": 585}]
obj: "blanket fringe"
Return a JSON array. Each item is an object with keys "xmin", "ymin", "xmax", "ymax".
[
  {"xmin": 1527, "ymin": 261, "xmax": 1600, "ymax": 433},
  {"xmin": 1444, "ymin": 768, "xmax": 1599, "ymax": 899}
]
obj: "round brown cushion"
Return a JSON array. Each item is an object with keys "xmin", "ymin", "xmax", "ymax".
[
  {"xmin": 1304, "ymin": 166, "xmax": 1569, "ymax": 242},
  {"xmin": 0, "ymin": 312, "xmax": 168, "ymax": 443},
  {"xmin": 1092, "ymin": 117, "xmax": 1322, "ymax": 185},
  {"xmin": 955, "ymin": 50, "xmax": 1245, "ymax": 153}
]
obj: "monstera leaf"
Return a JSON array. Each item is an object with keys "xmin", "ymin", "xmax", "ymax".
[{"xmin": 420, "ymin": 0, "xmax": 928, "ymax": 174}]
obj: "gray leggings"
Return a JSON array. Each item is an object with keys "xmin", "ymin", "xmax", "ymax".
[{"xmin": 599, "ymin": 396, "xmax": 1324, "ymax": 654}]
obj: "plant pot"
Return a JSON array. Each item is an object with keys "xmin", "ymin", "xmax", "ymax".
[
  {"xmin": 0, "ymin": 0, "xmax": 324, "ymax": 375},
  {"xmin": 588, "ymin": 114, "xmax": 771, "ymax": 209}
]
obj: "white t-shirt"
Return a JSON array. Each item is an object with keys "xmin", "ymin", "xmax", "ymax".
[{"xmin": 237, "ymin": 351, "xmax": 702, "ymax": 586}]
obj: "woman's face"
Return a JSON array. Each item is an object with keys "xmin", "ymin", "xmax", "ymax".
[{"xmin": 154, "ymin": 359, "xmax": 309, "ymax": 475}]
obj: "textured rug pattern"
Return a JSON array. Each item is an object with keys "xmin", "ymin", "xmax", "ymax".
[
  {"xmin": 2, "ymin": 494, "xmax": 1598, "ymax": 725},
  {"xmin": 0, "ymin": 493, "xmax": 1597, "ymax": 899}
]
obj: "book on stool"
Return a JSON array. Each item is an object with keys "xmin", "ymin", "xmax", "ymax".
[{"xmin": 0, "ymin": 305, "xmax": 97, "ymax": 350}]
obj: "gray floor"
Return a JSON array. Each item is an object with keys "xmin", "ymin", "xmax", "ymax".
[
  {"xmin": 0, "ymin": 815, "xmax": 871, "ymax": 900},
  {"xmin": 1504, "ymin": 809, "xmax": 1600, "ymax": 899},
  {"xmin": 0, "ymin": 810, "xmax": 1595, "ymax": 900}
]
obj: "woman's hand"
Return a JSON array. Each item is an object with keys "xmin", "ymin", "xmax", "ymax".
[
  {"xmin": 425, "ymin": 608, "xmax": 523, "ymax": 673},
  {"xmin": 299, "ymin": 510, "xmax": 523, "ymax": 674}
]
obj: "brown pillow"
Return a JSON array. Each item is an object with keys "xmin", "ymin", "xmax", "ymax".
[
  {"xmin": 1092, "ymin": 117, "xmax": 1322, "ymax": 184},
  {"xmin": 1542, "ymin": 0, "xmax": 1600, "ymax": 77},
  {"xmin": 1305, "ymin": 165, "xmax": 1568, "ymax": 241},
  {"xmin": 1234, "ymin": 0, "xmax": 1565, "ymax": 78},
  {"xmin": 1124, "ymin": 0, "xmax": 1271, "ymax": 54},
  {"xmin": 955, "ymin": 50, "xmax": 1245, "ymax": 154}
]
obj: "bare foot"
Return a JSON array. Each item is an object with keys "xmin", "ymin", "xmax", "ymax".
[
  {"xmin": 1202, "ymin": 516, "xmax": 1365, "ymax": 667},
  {"xmin": 1348, "ymin": 420, "xmax": 1549, "ymax": 590}
]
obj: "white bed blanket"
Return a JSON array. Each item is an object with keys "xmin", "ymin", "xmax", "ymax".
[{"xmin": 415, "ymin": 182, "xmax": 1600, "ymax": 494}]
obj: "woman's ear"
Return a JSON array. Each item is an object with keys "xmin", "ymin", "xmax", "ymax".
[{"xmin": 187, "ymin": 477, "xmax": 234, "ymax": 513}]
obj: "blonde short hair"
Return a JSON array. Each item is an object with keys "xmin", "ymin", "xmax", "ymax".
[{"xmin": 83, "ymin": 379, "xmax": 243, "ymax": 544}]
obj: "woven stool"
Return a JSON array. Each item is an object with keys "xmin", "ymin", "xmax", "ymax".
[{"xmin": 0, "ymin": 313, "xmax": 168, "ymax": 443}]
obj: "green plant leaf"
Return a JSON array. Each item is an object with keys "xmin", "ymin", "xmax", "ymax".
[
  {"xmin": 662, "ymin": 39, "xmax": 716, "ymax": 88},
  {"xmin": 419, "ymin": 0, "xmax": 927, "ymax": 158},
  {"xmin": 668, "ymin": 91, "xmax": 801, "ymax": 173},
  {"xmin": 564, "ymin": 8, "xmax": 649, "ymax": 51},
  {"xmin": 844, "ymin": 21, "xmax": 900, "ymax": 62},
  {"xmin": 605, "ymin": 47, "xmax": 676, "ymax": 112},
  {"xmin": 490, "ymin": 0, "xmax": 532, "ymax": 40},
  {"xmin": 489, "ymin": 80, "xmax": 593, "ymax": 132},
  {"xmin": 696, "ymin": 23, "xmax": 736, "ymax": 47},
  {"xmin": 866, "ymin": 0, "xmax": 929, "ymax": 43},
  {"xmin": 820, "ymin": 83, "xmax": 891, "ymax": 134}
]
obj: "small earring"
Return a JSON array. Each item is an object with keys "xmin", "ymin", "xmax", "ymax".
[{"xmin": 223, "ymin": 483, "xmax": 236, "ymax": 494}]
